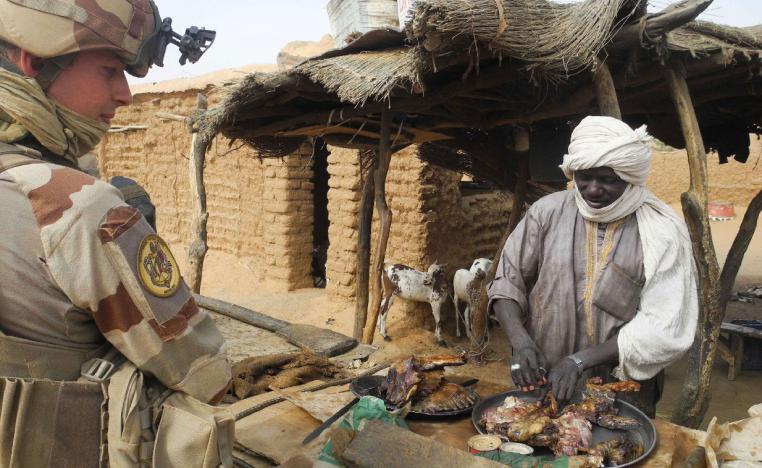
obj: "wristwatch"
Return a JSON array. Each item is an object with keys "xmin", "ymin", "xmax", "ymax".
[{"xmin": 568, "ymin": 355, "xmax": 584, "ymax": 374}]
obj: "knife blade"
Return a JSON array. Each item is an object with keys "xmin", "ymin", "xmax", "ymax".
[{"xmin": 301, "ymin": 396, "xmax": 359, "ymax": 446}]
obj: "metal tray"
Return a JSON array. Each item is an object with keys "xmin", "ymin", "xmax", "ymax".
[
  {"xmin": 350, "ymin": 375, "xmax": 480, "ymax": 418},
  {"xmin": 471, "ymin": 390, "xmax": 657, "ymax": 467}
]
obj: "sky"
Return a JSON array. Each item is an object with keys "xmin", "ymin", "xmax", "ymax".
[{"xmin": 130, "ymin": 0, "xmax": 762, "ymax": 85}]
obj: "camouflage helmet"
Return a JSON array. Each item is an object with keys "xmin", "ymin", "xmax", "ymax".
[{"xmin": 0, "ymin": 0, "xmax": 161, "ymax": 79}]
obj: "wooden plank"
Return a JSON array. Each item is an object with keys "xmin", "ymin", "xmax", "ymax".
[
  {"xmin": 340, "ymin": 420, "xmax": 504, "ymax": 468},
  {"xmin": 195, "ymin": 294, "xmax": 357, "ymax": 357},
  {"xmin": 721, "ymin": 322, "xmax": 762, "ymax": 339}
]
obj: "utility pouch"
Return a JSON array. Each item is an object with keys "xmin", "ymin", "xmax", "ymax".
[
  {"xmin": 152, "ymin": 390, "xmax": 235, "ymax": 468},
  {"xmin": 0, "ymin": 378, "xmax": 102, "ymax": 468},
  {"xmin": 107, "ymin": 362, "xmax": 234, "ymax": 468}
]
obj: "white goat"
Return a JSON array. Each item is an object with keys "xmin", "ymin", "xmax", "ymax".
[
  {"xmin": 378, "ymin": 262, "xmax": 450, "ymax": 345},
  {"xmin": 453, "ymin": 258, "xmax": 493, "ymax": 339}
]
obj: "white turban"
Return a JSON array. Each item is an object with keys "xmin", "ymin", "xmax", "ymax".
[
  {"xmin": 560, "ymin": 115, "xmax": 652, "ymax": 186},
  {"xmin": 560, "ymin": 116, "xmax": 699, "ymax": 381}
]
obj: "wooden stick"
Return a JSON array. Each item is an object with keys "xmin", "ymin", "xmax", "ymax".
[
  {"xmin": 155, "ymin": 111, "xmax": 187, "ymax": 122},
  {"xmin": 234, "ymin": 362, "xmax": 389, "ymax": 420},
  {"xmin": 354, "ymin": 160, "xmax": 377, "ymax": 340},
  {"xmin": 719, "ymin": 189, "xmax": 762, "ymax": 311},
  {"xmin": 664, "ymin": 58, "xmax": 722, "ymax": 429},
  {"xmin": 362, "ymin": 111, "xmax": 394, "ymax": 345},
  {"xmin": 187, "ymin": 94, "xmax": 210, "ymax": 293},
  {"xmin": 593, "ymin": 58, "xmax": 622, "ymax": 119}
]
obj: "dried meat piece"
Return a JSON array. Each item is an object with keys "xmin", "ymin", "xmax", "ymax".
[
  {"xmin": 596, "ymin": 413, "xmax": 641, "ymax": 430},
  {"xmin": 412, "ymin": 382, "xmax": 476, "ymax": 413},
  {"xmin": 383, "ymin": 356, "xmax": 423, "ymax": 407},
  {"xmin": 417, "ymin": 354, "xmax": 466, "ymax": 370}
]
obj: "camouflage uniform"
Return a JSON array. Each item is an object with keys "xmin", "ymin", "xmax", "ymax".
[{"xmin": 0, "ymin": 1, "xmax": 230, "ymax": 466}]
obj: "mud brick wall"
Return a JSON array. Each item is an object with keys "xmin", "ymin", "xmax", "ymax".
[
  {"xmin": 422, "ymin": 163, "xmax": 513, "ymax": 274},
  {"xmin": 325, "ymin": 145, "xmax": 513, "ymax": 335},
  {"xmin": 98, "ymin": 89, "xmax": 313, "ymax": 291},
  {"xmin": 260, "ymin": 149, "xmax": 315, "ymax": 291},
  {"xmin": 325, "ymin": 146, "xmax": 431, "ymax": 323},
  {"xmin": 325, "ymin": 147, "xmax": 362, "ymax": 300},
  {"xmin": 648, "ymin": 137, "xmax": 762, "ymax": 206}
]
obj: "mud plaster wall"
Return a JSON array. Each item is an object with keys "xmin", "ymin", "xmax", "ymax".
[
  {"xmin": 325, "ymin": 145, "xmax": 514, "ymax": 333},
  {"xmin": 97, "ymin": 90, "xmax": 314, "ymax": 291},
  {"xmin": 648, "ymin": 137, "xmax": 762, "ymax": 206}
]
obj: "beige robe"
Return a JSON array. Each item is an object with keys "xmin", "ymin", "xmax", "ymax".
[{"xmin": 488, "ymin": 190, "xmax": 661, "ymax": 414}]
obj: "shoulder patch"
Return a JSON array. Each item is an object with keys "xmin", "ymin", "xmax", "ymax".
[{"xmin": 137, "ymin": 234, "xmax": 180, "ymax": 298}]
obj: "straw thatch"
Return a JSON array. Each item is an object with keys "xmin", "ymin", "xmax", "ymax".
[
  {"xmin": 198, "ymin": 0, "xmax": 762, "ymax": 188},
  {"xmin": 408, "ymin": 0, "xmax": 640, "ymax": 79},
  {"xmin": 295, "ymin": 47, "xmax": 428, "ymax": 105}
]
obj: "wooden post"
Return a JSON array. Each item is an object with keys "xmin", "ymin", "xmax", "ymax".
[
  {"xmin": 187, "ymin": 93, "xmax": 210, "ymax": 293},
  {"xmin": 354, "ymin": 160, "xmax": 377, "ymax": 340},
  {"xmin": 592, "ymin": 58, "xmax": 622, "ymax": 119},
  {"xmin": 719, "ymin": 189, "xmax": 762, "ymax": 311},
  {"xmin": 664, "ymin": 58, "xmax": 722, "ymax": 429},
  {"xmin": 471, "ymin": 127, "xmax": 530, "ymax": 346},
  {"xmin": 362, "ymin": 111, "xmax": 394, "ymax": 345}
]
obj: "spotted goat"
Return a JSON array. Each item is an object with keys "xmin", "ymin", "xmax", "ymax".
[{"xmin": 379, "ymin": 262, "xmax": 450, "ymax": 346}]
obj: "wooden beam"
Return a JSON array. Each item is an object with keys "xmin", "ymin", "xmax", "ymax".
[
  {"xmin": 610, "ymin": 0, "xmax": 714, "ymax": 51},
  {"xmin": 362, "ymin": 111, "xmax": 394, "ymax": 345},
  {"xmin": 593, "ymin": 58, "xmax": 622, "ymax": 119},
  {"xmin": 187, "ymin": 94, "xmax": 210, "ymax": 293},
  {"xmin": 664, "ymin": 57, "xmax": 722, "ymax": 429},
  {"xmin": 354, "ymin": 160, "xmax": 377, "ymax": 340}
]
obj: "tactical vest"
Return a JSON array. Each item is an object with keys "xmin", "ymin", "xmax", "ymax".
[
  {"xmin": 0, "ymin": 142, "xmax": 112, "ymax": 467},
  {"xmin": 0, "ymin": 142, "xmax": 234, "ymax": 468}
]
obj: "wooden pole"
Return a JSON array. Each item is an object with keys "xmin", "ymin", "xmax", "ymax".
[
  {"xmin": 354, "ymin": 159, "xmax": 377, "ymax": 340},
  {"xmin": 187, "ymin": 93, "xmax": 210, "ymax": 293},
  {"xmin": 471, "ymin": 127, "xmax": 531, "ymax": 346},
  {"xmin": 664, "ymin": 58, "xmax": 722, "ymax": 429},
  {"xmin": 592, "ymin": 58, "xmax": 622, "ymax": 119},
  {"xmin": 361, "ymin": 111, "xmax": 394, "ymax": 345}
]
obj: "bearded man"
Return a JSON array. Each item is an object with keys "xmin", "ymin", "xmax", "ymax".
[
  {"xmin": 488, "ymin": 116, "xmax": 698, "ymax": 417},
  {"xmin": 0, "ymin": 1, "xmax": 231, "ymax": 466}
]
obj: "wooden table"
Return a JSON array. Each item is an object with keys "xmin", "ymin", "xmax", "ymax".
[{"xmin": 717, "ymin": 321, "xmax": 762, "ymax": 380}]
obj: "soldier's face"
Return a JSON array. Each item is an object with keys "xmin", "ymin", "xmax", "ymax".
[
  {"xmin": 574, "ymin": 167, "xmax": 628, "ymax": 209},
  {"xmin": 46, "ymin": 50, "xmax": 133, "ymax": 125}
]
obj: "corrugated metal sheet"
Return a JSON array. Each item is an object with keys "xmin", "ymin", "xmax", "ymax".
[{"xmin": 327, "ymin": 0, "xmax": 399, "ymax": 46}]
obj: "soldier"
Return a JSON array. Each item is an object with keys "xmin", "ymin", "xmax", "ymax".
[{"xmin": 0, "ymin": 1, "xmax": 230, "ymax": 466}]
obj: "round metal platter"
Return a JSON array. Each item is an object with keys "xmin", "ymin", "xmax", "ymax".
[
  {"xmin": 349, "ymin": 375, "xmax": 480, "ymax": 418},
  {"xmin": 471, "ymin": 390, "xmax": 657, "ymax": 467}
]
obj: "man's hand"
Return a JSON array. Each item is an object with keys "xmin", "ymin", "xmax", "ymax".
[
  {"xmin": 547, "ymin": 356, "xmax": 582, "ymax": 401},
  {"xmin": 511, "ymin": 344, "xmax": 547, "ymax": 392}
]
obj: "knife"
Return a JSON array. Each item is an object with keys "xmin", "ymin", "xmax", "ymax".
[{"xmin": 301, "ymin": 396, "xmax": 359, "ymax": 446}]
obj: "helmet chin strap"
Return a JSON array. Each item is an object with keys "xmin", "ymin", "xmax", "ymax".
[
  {"xmin": 0, "ymin": 51, "xmax": 76, "ymax": 90},
  {"xmin": 33, "ymin": 53, "xmax": 76, "ymax": 90}
]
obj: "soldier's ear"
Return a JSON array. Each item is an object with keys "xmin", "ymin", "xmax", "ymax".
[{"xmin": 16, "ymin": 50, "xmax": 45, "ymax": 77}]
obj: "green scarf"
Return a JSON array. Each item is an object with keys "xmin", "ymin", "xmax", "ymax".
[{"xmin": 0, "ymin": 68, "xmax": 109, "ymax": 166}]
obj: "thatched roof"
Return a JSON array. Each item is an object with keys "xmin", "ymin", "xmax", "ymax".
[{"xmin": 199, "ymin": 0, "xmax": 762, "ymax": 190}]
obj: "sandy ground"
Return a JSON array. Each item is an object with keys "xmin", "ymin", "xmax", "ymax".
[{"xmin": 201, "ymin": 203, "xmax": 762, "ymax": 430}]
